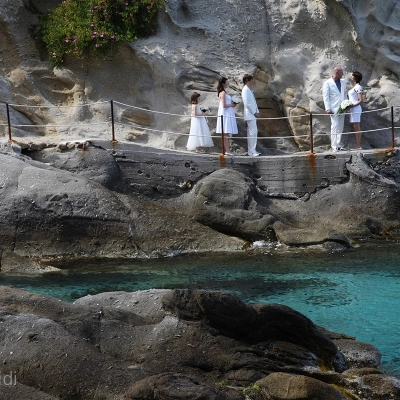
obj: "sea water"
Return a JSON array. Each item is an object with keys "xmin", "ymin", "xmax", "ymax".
[{"xmin": 1, "ymin": 241, "xmax": 400, "ymax": 378}]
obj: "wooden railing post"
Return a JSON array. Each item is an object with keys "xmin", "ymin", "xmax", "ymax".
[
  {"xmin": 391, "ymin": 106, "xmax": 395, "ymax": 149},
  {"xmin": 220, "ymin": 115, "xmax": 225, "ymax": 154},
  {"xmin": 309, "ymin": 112, "xmax": 314, "ymax": 154},
  {"xmin": 110, "ymin": 100, "xmax": 116, "ymax": 142},
  {"xmin": 6, "ymin": 103, "xmax": 12, "ymax": 141}
]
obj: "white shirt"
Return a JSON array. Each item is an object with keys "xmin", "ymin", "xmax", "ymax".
[{"xmin": 348, "ymin": 83, "xmax": 363, "ymax": 104}]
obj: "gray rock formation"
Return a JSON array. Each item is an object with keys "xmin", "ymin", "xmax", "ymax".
[
  {"xmin": 255, "ymin": 373, "xmax": 349, "ymax": 400},
  {"xmin": 169, "ymin": 149, "xmax": 400, "ymax": 248},
  {"xmin": 0, "ymin": 286, "xmax": 398, "ymax": 400},
  {"xmin": 0, "ymin": 143, "xmax": 245, "ymax": 270},
  {"xmin": 1, "ymin": 0, "xmax": 400, "ymax": 264},
  {"xmin": 2, "ymin": 138, "xmax": 400, "ymax": 271}
]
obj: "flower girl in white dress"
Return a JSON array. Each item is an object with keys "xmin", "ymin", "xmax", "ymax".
[{"xmin": 187, "ymin": 92, "xmax": 214, "ymax": 153}]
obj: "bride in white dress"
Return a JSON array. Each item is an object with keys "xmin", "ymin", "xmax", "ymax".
[
  {"xmin": 187, "ymin": 92, "xmax": 214, "ymax": 152},
  {"xmin": 348, "ymin": 71, "xmax": 364, "ymax": 149}
]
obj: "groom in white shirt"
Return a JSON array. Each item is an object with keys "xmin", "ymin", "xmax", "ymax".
[{"xmin": 242, "ymin": 74, "xmax": 261, "ymax": 156}]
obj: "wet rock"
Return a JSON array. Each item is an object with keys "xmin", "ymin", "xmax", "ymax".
[
  {"xmin": 125, "ymin": 373, "xmax": 245, "ymax": 400},
  {"xmin": 0, "ymin": 251, "xmax": 60, "ymax": 273},
  {"xmin": 322, "ymin": 241, "xmax": 349, "ymax": 252},
  {"xmin": 273, "ymin": 222, "xmax": 352, "ymax": 248},
  {"xmin": 342, "ymin": 369, "xmax": 400, "ymax": 400},
  {"xmin": 335, "ymin": 338, "xmax": 382, "ymax": 369},
  {"xmin": 255, "ymin": 372, "xmax": 348, "ymax": 400},
  {"xmin": 357, "ymin": 373, "xmax": 400, "ymax": 399}
]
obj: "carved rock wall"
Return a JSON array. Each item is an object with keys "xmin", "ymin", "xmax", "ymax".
[{"xmin": 1, "ymin": 0, "xmax": 400, "ymax": 151}]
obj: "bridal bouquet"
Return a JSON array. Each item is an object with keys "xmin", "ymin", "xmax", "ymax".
[
  {"xmin": 337, "ymin": 99, "xmax": 352, "ymax": 114},
  {"xmin": 231, "ymin": 95, "xmax": 242, "ymax": 104}
]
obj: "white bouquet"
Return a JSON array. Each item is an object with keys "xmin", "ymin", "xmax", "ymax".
[
  {"xmin": 200, "ymin": 106, "xmax": 210, "ymax": 113},
  {"xmin": 231, "ymin": 95, "xmax": 242, "ymax": 104},
  {"xmin": 337, "ymin": 99, "xmax": 352, "ymax": 114}
]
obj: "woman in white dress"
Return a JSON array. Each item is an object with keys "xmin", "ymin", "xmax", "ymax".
[
  {"xmin": 348, "ymin": 71, "xmax": 364, "ymax": 149},
  {"xmin": 216, "ymin": 77, "xmax": 238, "ymax": 155},
  {"xmin": 186, "ymin": 92, "xmax": 214, "ymax": 153}
]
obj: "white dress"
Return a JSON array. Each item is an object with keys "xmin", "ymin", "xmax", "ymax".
[
  {"xmin": 348, "ymin": 83, "xmax": 363, "ymax": 123},
  {"xmin": 216, "ymin": 92, "xmax": 238, "ymax": 135},
  {"xmin": 187, "ymin": 104, "xmax": 214, "ymax": 150}
]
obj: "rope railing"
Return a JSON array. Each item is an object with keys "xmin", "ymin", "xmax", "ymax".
[
  {"xmin": 1, "ymin": 99, "xmax": 398, "ymax": 153},
  {"xmin": 12, "ymin": 122, "xmax": 110, "ymax": 128},
  {"xmin": 8, "ymin": 100, "xmax": 110, "ymax": 109},
  {"xmin": 113, "ymin": 125, "xmax": 313, "ymax": 141},
  {"xmin": 114, "ymin": 99, "xmax": 324, "ymax": 121},
  {"xmin": 115, "ymin": 125, "xmax": 194, "ymax": 137},
  {"xmin": 114, "ymin": 100, "xmax": 190, "ymax": 118},
  {"xmin": 310, "ymin": 106, "xmax": 392, "ymax": 117},
  {"xmin": 340, "ymin": 127, "xmax": 390, "ymax": 136},
  {"xmin": 113, "ymin": 120, "xmax": 313, "ymax": 140}
]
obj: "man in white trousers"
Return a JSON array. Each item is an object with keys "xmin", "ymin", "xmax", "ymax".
[
  {"xmin": 322, "ymin": 65, "xmax": 346, "ymax": 152},
  {"xmin": 242, "ymin": 74, "xmax": 261, "ymax": 156}
]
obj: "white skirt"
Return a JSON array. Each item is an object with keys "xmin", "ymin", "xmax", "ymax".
[
  {"xmin": 350, "ymin": 105, "xmax": 362, "ymax": 123},
  {"xmin": 187, "ymin": 116, "xmax": 214, "ymax": 150}
]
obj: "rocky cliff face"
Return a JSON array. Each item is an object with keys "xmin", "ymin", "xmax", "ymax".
[
  {"xmin": 1, "ymin": 0, "xmax": 400, "ymax": 152},
  {"xmin": 2, "ymin": 0, "xmax": 400, "ymax": 264}
]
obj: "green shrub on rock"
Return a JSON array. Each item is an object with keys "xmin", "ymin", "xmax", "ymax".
[{"xmin": 32, "ymin": 0, "xmax": 164, "ymax": 66}]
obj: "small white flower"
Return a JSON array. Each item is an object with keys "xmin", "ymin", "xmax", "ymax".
[{"xmin": 337, "ymin": 99, "xmax": 352, "ymax": 114}]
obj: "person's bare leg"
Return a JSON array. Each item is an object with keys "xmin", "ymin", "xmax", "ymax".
[
  {"xmin": 353, "ymin": 123, "xmax": 361, "ymax": 148},
  {"xmin": 223, "ymin": 135, "xmax": 230, "ymax": 154}
]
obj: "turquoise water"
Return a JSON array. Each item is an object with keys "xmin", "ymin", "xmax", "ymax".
[{"xmin": 1, "ymin": 241, "xmax": 400, "ymax": 378}]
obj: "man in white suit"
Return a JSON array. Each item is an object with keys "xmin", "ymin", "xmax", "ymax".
[
  {"xmin": 242, "ymin": 74, "xmax": 261, "ymax": 156},
  {"xmin": 323, "ymin": 66, "xmax": 346, "ymax": 152}
]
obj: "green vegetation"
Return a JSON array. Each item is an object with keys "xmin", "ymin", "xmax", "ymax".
[
  {"xmin": 31, "ymin": 0, "xmax": 164, "ymax": 66},
  {"xmin": 242, "ymin": 384, "xmax": 262, "ymax": 395},
  {"xmin": 317, "ymin": 357, "xmax": 334, "ymax": 371},
  {"xmin": 330, "ymin": 384, "xmax": 360, "ymax": 400}
]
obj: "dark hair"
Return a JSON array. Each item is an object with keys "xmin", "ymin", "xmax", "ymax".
[
  {"xmin": 190, "ymin": 92, "xmax": 200, "ymax": 104},
  {"xmin": 352, "ymin": 71, "xmax": 362, "ymax": 84},
  {"xmin": 243, "ymin": 74, "xmax": 254, "ymax": 84},
  {"xmin": 217, "ymin": 77, "xmax": 227, "ymax": 96}
]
